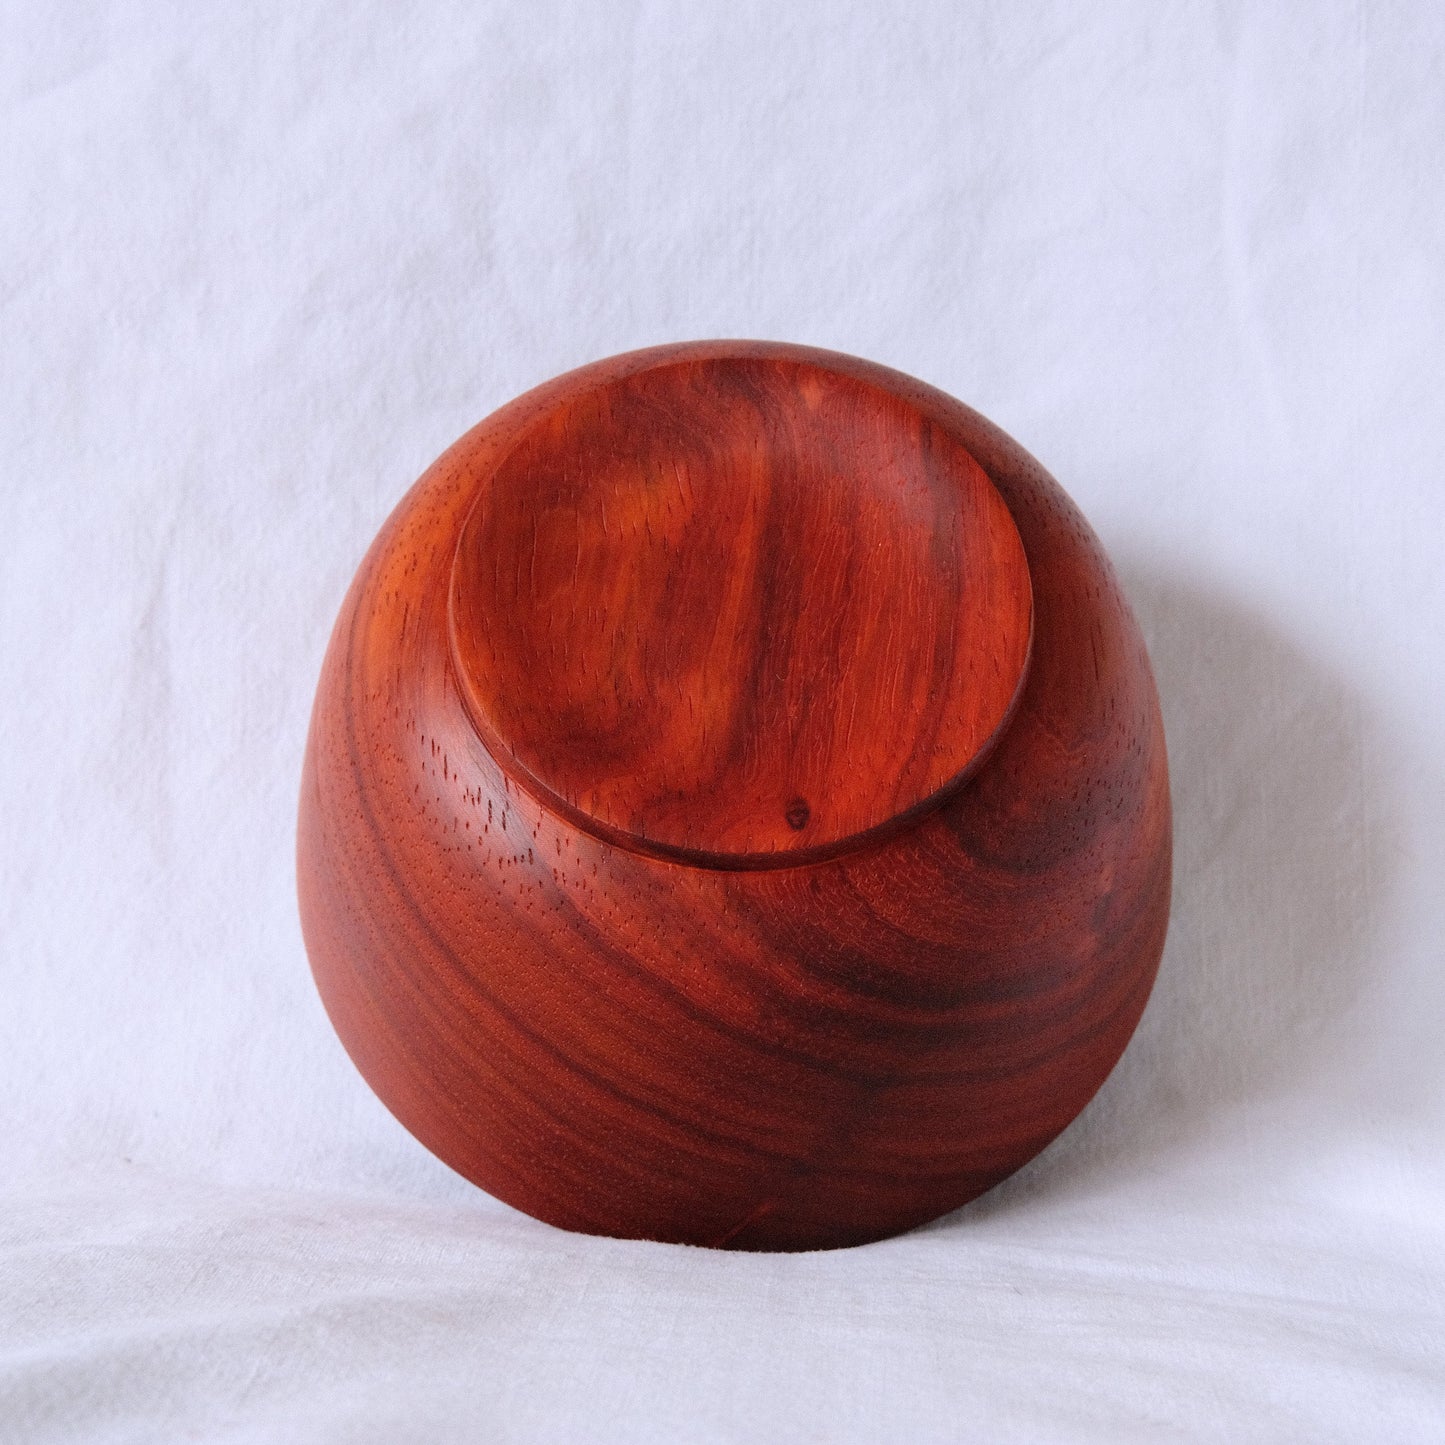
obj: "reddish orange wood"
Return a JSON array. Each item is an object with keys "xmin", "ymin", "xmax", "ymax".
[
  {"xmin": 450, "ymin": 358, "xmax": 1033, "ymax": 864},
  {"xmin": 297, "ymin": 341, "xmax": 1172, "ymax": 1251}
]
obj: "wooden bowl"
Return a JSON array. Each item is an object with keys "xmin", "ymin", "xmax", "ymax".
[{"xmin": 297, "ymin": 341, "xmax": 1171, "ymax": 1250}]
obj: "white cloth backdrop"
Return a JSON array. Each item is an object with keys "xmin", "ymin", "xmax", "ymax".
[{"xmin": 3, "ymin": 3, "xmax": 1443, "ymax": 1439}]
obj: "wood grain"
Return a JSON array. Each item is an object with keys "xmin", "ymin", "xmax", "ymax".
[
  {"xmin": 449, "ymin": 355, "xmax": 1032, "ymax": 863},
  {"xmin": 297, "ymin": 341, "xmax": 1172, "ymax": 1251}
]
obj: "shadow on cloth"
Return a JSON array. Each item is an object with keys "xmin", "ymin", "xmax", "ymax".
[{"xmin": 939, "ymin": 557, "xmax": 1396, "ymax": 1223}]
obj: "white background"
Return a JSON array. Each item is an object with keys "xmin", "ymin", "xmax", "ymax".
[{"xmin": 4, "ymin": 3, "xmax": 1444, "ymax": 1439}]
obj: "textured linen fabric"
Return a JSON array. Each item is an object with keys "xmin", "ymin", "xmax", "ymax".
[{"xmin": 3, "ymin": 3, "xmax": 1444, "ymax": 1439}]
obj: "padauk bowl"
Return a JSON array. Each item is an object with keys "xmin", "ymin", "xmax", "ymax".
[{"xmin": 297, "ymin": 341, "xmax": 1172, "ymax": 1250}]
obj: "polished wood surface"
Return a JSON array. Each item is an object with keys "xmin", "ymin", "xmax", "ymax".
[
  {"xmin": 297, "ymin": 341, "xmax": 1172, "ymax": 1251},
  {"xmin": 449, "ymin": 355, "xmax": 1033, "ymax": 864}
]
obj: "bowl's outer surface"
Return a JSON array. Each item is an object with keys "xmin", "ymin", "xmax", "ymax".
[{"xmin": 297, "ymin": 341, "xmax": 1172, "ymax": 1251}]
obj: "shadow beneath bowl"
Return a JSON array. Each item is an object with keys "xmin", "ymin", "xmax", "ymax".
[{"xmin": 936, "ymin": 557, "xmax": 1397, "ymax": 1223}]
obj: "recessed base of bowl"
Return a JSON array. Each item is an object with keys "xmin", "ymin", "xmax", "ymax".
[{"xmin": 448, "ymin": 352, "xmax": 1033, "ymax": 867}]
